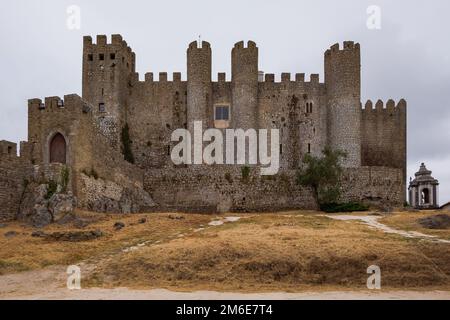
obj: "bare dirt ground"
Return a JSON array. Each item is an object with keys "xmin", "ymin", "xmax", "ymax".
[{"xmin": 1, "ymin": 210, "xmax": 449, "ymax": 300}]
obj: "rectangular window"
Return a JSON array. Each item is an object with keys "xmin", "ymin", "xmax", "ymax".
[
  {"xmin": 215, "ymin": 105, "xmax": 230, "ymax": 120},
  {"xmin": 110, "ymin": 53, "xmax": 116, "ymax": 60},
  {"xmin": 87, "ymin": 54, "xmax": 93, "ymax": 61},
  {"xmin": 99, "ymin": 53, "xmax": 105, "ymax": 61},
  {"xmin": 99, "ymin": 103, "xmax": 106, "ymax": 113}
]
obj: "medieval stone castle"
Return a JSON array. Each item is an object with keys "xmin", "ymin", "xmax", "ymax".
[{"xmin": 0, "ymin": 35, "xmax": 407, "ymax": 222}]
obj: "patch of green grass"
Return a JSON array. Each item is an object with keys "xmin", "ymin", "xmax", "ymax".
[{"xmin": 320, "ymin": 202, "xmax": 369, "ymax": 213}]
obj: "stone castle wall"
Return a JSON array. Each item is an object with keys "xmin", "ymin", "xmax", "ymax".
[
  {"xmin": 0, "ymin": 142, "xmax": 32, "ymax": 221},
  {"xmin": 26, "ymin": 93, "xmax": 153, "ymax": 214},
  {"xmin": 0, "ymin": 35, "xmax": 408, "ymax": 220},
  {"xmin": 361, "ymin": 99, "xmax": 407, "ymax": 202},
  {"xmin": 144, "ymin": 166, "xmax": 404, "ymax": 213}
]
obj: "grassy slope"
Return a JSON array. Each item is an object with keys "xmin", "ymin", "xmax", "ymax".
[
  {"xmin": 1, "ymin": 210, "xmax": 449, "ymax": 292},
  {"xmin": 87, "ymin": 213, "xmax": 450, "ymax": 291}
]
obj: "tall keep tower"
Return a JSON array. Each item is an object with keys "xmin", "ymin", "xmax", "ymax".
[
  {"xmin": 187, "ymin": 40, "xmax": 212, "ymax": 132},
  {"xmin": 325, "ymin": 41, "xmax": 361, "ymax": 167},
  {"xmin": 232, "ymin": 41, "xmax": 259, "ymax": 130},
  {"xmin": 82, "ymin": 34, "xmax": 135, "ymax": 147}
]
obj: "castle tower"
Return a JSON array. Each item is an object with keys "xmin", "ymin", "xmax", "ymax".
[
  {"xmin": 231, "ymin": 41, "xmax": 259, "ymax": 130},
  {"xmin": 325, "ymin": 41, "xmax": 361, "ymax": 167},
  {"xmin": 82, "ymin": 34, "xmax": 135, "ymax": 147},
  {"xmin": 187, "ymin": 40, "xmax": 212, "ymax": 132}
]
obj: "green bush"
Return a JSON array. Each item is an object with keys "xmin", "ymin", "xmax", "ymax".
[
  {"xmin": 320, "ymin": 202, "xmax": 369, "ymax": 213},
  {"xmin": 60, "ymin": 166, "xmax": 70, "ymax": 192},
  {"xmin": 45, "ymin": 180, "xmax": 58, "ymax": 200},
  {"xmin": 121, "ymin": 123, "xmax": 135, "ymax": 164}
]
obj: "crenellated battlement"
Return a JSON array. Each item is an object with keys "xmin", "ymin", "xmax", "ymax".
[
  {"xmin": 363, "ymin": 99, "xmax": 407, "ymax": 113},
  {"xmin": 233, "ymin": 40, "xmax": 257, "ymax": 50},
  {"xmin": 188, "ymin": 40, "xmax": 211, "ymax": 50},
  {"xmin": 262, "ymin": 73, "xmax": 321, "ymax": 84},
  {"xmin": 83, "ymin": 34, "xmax": 132, "ymax": 51},
  {"xmin": 27, "ymin": 94, "xmax": 91, "ymax": 113},
  {"xmin": 325, "ymin": 41, "xmax": 360, "ymax": 57}
]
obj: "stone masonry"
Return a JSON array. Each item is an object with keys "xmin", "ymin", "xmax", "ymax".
[{"xmin": 0, "ymin": 34, "xmax": 407, "ymax": 219}]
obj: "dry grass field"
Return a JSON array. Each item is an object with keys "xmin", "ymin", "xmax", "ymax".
[{"xmin": 1, "ymin": 210, "xmax": 449, "ymax": 294}]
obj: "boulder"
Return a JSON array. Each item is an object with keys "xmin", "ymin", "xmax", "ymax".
[
  {"xmin": 31, "ymin": 230, "xmax": 46, "ymax": 238},
  {"xmin": 418, "ymin": 214, "xmax": 450, "ymax": 230},
  {"xmin": 4, "ymin": 231, "xmax": 18, "ymax": 238},
  {"xmin": 30, "ymin": 204, "xmax": 53, "ymax": 228},
  {"xmin": 138, "ymin": 218, "xmax": 147, "ymax": 224},
  {"xmin": 114, "ymin": 222, "xmax": 125, "ymax": 231},
  {"xmin": 31, "ymin": 230, "xmax": 103, "ymax": 242},
  {"xmin": 48, "ymin": 192, "xmax": 77, "ymax": 222}
]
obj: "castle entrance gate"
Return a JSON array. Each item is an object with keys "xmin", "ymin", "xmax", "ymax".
[{"xmin": 49, "ymin": 133, "xmax": 66, "ymax": 164}]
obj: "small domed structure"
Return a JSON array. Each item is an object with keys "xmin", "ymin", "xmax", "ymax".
[{"xmin": 408, "ymin": 163, "xmax": 439, "ymax": 209}]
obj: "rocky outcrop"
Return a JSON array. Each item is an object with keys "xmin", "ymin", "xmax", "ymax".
[
  {"xmin": 79, "ymin": 173, "xmax": 155, "ymax": 213},
  {"xmin": 17, "ymin": 183, "xmax": 77, "ymax": 228},
  {"xmin": 31, "ymin": 230, "xmax": 103, "ymax": 242},
  {"xmin": 48, "ymin": 193, "xmax": 76, "ymax": 222},
  {"xmin": 418, "ymin": 214, "xmax": 450, "ymax": 230}
]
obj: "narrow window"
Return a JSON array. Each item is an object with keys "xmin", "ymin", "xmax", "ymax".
[
  {"xmin": 280, "ymin": 144, "xmax": 283, "ymax": 155},
  {"xmin": 99, "ymin": 53, "xmax": 105, "ymax": 61},
  {"xmin": 99, "ymin": 103, "xmax": 106, "ymax": 113},
  {"xmin": 308, "ymin": 143, "xmax": 311, "ymax": 153},
  {"xmin": 7, "ymin": 146, "xmax": 12, "ymax": 154},
  {"xmin": 215, "ymin": 105, "xmax": 230, "ymax": 120},
  {"xmin": 110, "ymin": 53, "xmax": 116, "ymax": 60},
  {"xmin": 87, "ymin": 54, "xmax": 93, "ymax": 61},
  {"xmin": 101, "ymin": 88, "xmax": 104, "ymax": 96},
  {"xmin": 310, "ymin": 102, "xmax": 313, "ymax": 113},
  {"xmin": 167, "ymin": 145, "xmax": 171, "ymax": 156}
]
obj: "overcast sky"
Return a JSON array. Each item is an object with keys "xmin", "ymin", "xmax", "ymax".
[{"xmin": 1, "ymin": 0, "xmax": 449, "ymax": 204}]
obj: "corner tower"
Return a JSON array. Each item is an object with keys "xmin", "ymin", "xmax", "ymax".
[
  {"xmin": 82, "ymin": 34, "xmax": 135, "ymax": 147},
  {"xmin": 232, "ymin": 41, "xmax": 258, "ymax": 129},
  {"xmin": 187, "ymin": 40, "xmax": 212, "ymax": 132},
  {"xmin": 325, "ymin": 41, "xmax": 361, "ymax": 167}
]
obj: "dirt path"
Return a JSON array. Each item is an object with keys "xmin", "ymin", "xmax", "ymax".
[
  {"xmin": 326, "ymin": 215, "xmax": 450, "ymax": 243},
  {"xmin": 1, "ymin": 265, "xmax": 449, "ymax": 300}
]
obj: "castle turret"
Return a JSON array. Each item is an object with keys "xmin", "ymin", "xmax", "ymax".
[
  {"xmin": 232, "ymin": 41, "xmax": 259, "ymax": 129},
  {"xmin": 82, "ymin": 34, "xmax": 135, "ymax": 148},
  {"xmin": 187, "ymin": 40, "xmax": 212, "ymax": 132},
  {"xmin": 325, "ymin": 41, "xmax": 361, "ymax": 167}
]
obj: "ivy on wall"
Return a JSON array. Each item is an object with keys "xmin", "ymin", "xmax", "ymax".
[{"xmin": 121, "ymin": 123, "xmax": 135, "ymax": 164}]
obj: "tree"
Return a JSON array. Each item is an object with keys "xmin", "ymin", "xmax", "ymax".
[{"xmin": 297, "ymin": 147, "xmax": 347, "ymax": 206}]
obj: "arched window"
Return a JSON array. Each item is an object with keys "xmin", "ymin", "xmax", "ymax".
[
  {"xmin": 421, "ymin": 188, "xmax": 430, "ymax": 205},
  {"xmin": 49, "ymin": 133, "xmax": 66, "ymax": 164}
]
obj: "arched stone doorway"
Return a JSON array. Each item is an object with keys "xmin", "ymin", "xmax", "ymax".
[{"xmin": 49, "ymin": 133, "xmax": 67, "ymax": 164}]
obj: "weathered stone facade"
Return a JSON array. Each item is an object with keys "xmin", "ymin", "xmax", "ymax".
[{"xmin": 0, "ymin": 34, "xmax": 408, "ymax": 219}]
